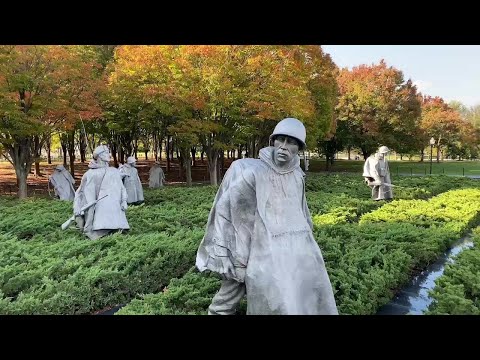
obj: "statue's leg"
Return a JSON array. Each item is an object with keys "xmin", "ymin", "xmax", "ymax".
[
  {"xmin": 378, "ymin": 184, "xmax": 385, "ymax": 200},
  {"xmin": 75, "ymin": 215, "xmax": 85, "ymax": 230},
  {"xmin": 208, "ymin": 279, "xmax": 246, "ymax": 315},
  {"xmin": 85, "ymin": 229, "xmax": 112, "ymax": 240}
]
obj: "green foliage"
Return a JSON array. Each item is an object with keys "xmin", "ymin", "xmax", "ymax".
[
  {"xmin": 117, "ymin": 175, "xmax": 480, "ymax": 315},
  {"xmin": 2, "ymin": 174, "xmax": 480, "ymax": 314},
  {"xmin": 426, "ymin": 227, "xmax": 480, "ymax": 314},
  {"xmin": 360, "ymin": 188, "xmax": 480, "ymax": 232},
  {"xmin": 0, "ymin": 186, "xmax": 216, "ymax": 314}
]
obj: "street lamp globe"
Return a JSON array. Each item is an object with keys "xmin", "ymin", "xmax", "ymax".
[{"xmin": 430, "ymin": 137, "xmax": 435, "ymax": 146}]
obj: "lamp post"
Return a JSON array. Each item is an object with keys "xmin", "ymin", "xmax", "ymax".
[{"xmin": 429, "ymin": 137, "xmax": 435, "ymax": 175}]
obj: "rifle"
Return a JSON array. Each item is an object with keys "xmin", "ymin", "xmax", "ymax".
[
  {"xmin": 79, "ymin": 114, "xmax": 94, "ymax": 156},
  {"xmin": 367, "ymin": 180, "xmax": 397, "ymax": 187},
  {"xmin": 61, "ymin": 194, "xmax": 108, "ymax": 230}
]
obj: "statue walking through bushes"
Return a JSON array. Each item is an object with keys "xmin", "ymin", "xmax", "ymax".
[
  {"xmin": 71, "ymin": 145, "xmax": 130, "ymax": 240},
  {"xmin": 362, "ymin": 146, "xmax": 393, "ymax": 201},
  {"xmin": 148, "ymin": 161, "xmax": 166, "ymax": 188},
  {"xmin": 196, "ymin": 118, "xmax": 338, "ymax": 315},
  {"xmin": 120, "ymin": 156, "xmax": 144, "ymax": 205},
  {"xmin": 49, "ymin": 164, "xmax": 75, "ymax": 201}
]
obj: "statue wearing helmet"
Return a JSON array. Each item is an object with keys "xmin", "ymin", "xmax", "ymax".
[
  {"xmin": 269, "ymin": 117, "xmax": 306, "ymax": 149},
  {"xmin": 72, "ymin": 145, "xmax": 130, "ymax": 240},
  {"xmin": 119, "ymin": 156, "xmax": 145, "ymax": 205},
  {"xmin": 149, "ymin": 161, "xmax": 166, "ymax": 188},
  {"xmin": 49, "ymin": 164, "xmax": 76, "ymax": 201},
  {"xmin": 362, "ymin": 145, "xmax": 393, "ymax": 201},
  {"xmin": 196, "ymin": 118, "xmax": 338, "ymax": 315}
]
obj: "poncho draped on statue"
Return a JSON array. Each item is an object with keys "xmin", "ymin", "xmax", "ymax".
[
  {"xmin": 119, "ymin": 163, "xmax": 144, "ymax": 204},
  {"xmin": 49, "ymin": 165, "xmax": 75, "ymax": 201},
  {"xmin": 196, "ymin": 146, "xmax": 338, "ymax": 315},
  {"xmin": 149, "ymin": 164, "xmax": 165, "ymax": 188},
  {"xmin": 73, "ymin": 160, "xmax": 130, "ymax": 240}
]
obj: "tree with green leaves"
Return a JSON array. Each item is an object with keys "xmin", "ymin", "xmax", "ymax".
[
  {"xmin": 0, "ymin": 46, "xmax": 67, "ymax": 198},
  {"xmin": 420, "ymin": 96, "xmax": 467, "ymax": 162},
  {"xmin": 336, "ymin": 60, "xmax": 422, "ymax": 159}
]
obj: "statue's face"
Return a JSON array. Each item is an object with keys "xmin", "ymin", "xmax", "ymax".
[
  {"xmin": 273, "ymin": 135, "xmax": 299, "ymax": 166},
  {"xmin": 378, "ymin": 152, "xmax": 385, "ymax": 160},
  {"xmin": 98, "ymin": 150, "xmax": 111, "ymax": 162}
]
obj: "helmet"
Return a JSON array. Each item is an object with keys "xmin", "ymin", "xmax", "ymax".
[
  {"xmin": 93, "ymin": 145, "xmax": 109, "ymax": 159},
  {"xmin": 127, "ymin": 156, "xmax": 136, "ymax": 164},
  {"xmin": 270, "ymin": 118, "xmax": 306, "ymax": 148},
  {"xmin": 378, "ymin": 146, "xmax": 390, "ymax": 154}
]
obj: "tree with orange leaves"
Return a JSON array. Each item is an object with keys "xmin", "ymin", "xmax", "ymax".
[
  {"xmin": 0, "ymin": 45, "xmax": 103, "ymax": 198},
  {"xmin": 421, "ymin": 96, "xmax": 476, "ymax": 161},
  {"xmin": 108, "ymin": 45, "xmax": 338, "ymax": 186},
  {"xmin": 336, "ymin": 60, "xmax": 422, "ymax": 159}
]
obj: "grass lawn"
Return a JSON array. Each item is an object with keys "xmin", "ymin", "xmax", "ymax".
[{"xmin": 308, "ymin": 159, "xmax": 480, "ymax": 176}]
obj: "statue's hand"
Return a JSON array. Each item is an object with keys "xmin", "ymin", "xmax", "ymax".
[
  {"xmin": 121, "ymin": 201, "xmax": 128, "ymax": 211},
  {"xmin": 219, "ymin": 256, "xmax": 237, "ymax": 281}
]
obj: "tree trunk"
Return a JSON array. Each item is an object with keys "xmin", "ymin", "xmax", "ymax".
[
  {"xmin": 33, "ymin": 136, "xmax": 41, "ymax": 177},
  {"xmin": 46, "ymin": 136, "xmax": 52, "ymax": 164},
  {"xmin": 153, "ymin": 133, "xmax": 158, "ymax": 161},
  {"xmin": 79, "ymin": 133, "xmax": 87, "ymax": 163},
  {"xmin": 67, "ymin": 130, "xmax": 76, "ymax": 177},
  {"xmin": 80, "ymin": 146, "xmax": 86, "ymax": 163},
  {"xmin": 8, "ymin": 141, "xmax": 33, "ymax": 199},
  {"xmin": 178, "ymin": 155, "xmax": 184, "ymax": 182},
  {"xmin": 186, "ymin": 157, "xmax": 192, "ymax": 186},
  {"xmin": 158, "ymin": 137, "xmax": 162, "ymax": 161},
  {"xmin": 62, "ymin": 143, "xmax": 67, "ymax": 167},
  {"xmin": 144, "ymin": 150, "xmax": 148, "ymax": 160},
  {"xmin": 180, "ymin": 147, "xmax": 192, "ymax": 187},
  {"xmin": 420, "ymin": 149, "xmax": 424, "ymax": 162},
  {"xmin": 191, "ymin": 147, "xmax": 196, "ymax": 167},
  {"xmin": 201, "ymin": 150, "xmax": 204, "ymax": 162},
  {"xmin": 166, "ymin": 136, "xmax": 170, "ymax": 172},
  {"xmin": 110, "ymin": 142, "xmax": 118, "ymax": 168},
  {"xmin": 361, "ymin": 148, "xmax": 369, "ymax": 160},
  {"xmin": 207, "ymin": 149, "xmax": 220, "ymax": 186},
  {"xmin": 347, "ymin": 147, "xmax": 351, "ymax": 160},
  {"xmin": 15, "ymin": 165, "xmax": 29, "ymax": 199},
  {"xmin": 119, "ymin": 146, "xmax": 124, "ymax": 165},
  {"xmin": 134, "ymin": 138, "xmax": 138, "ymax": 159},
  {"xmin": 34, "ymin": 161, "xmax": 41, "ymax": 177},
  {"xmin": 219, "ymin": 151, "xmax": 225, "ymax": 181}
]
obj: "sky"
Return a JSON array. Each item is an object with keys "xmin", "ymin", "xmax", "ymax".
[{"xmin": 322, "ymin": 45, "xmax": 480, "ymax": 108}]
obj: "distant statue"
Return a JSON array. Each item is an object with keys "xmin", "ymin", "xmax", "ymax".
[
  {"xmin": 362, "ymin": 145, "xmax": 393, "ymax": 201},
  {"xmin": 196, "ymin": 118, "xmax": 338, "ymax": 315},
  {"xmin": 148, "ymin": 161, "xmax": 166, "ymax": 188},
  {"xmin": 71, "ymin": 145, "xmax": 130, "ymax": 240},
  {"xmin": 49, "ymin": 165, "xmax": 75, "ymax": 201},
  {"xmin": 119, "ymin": 156, "xmax": 145, "ymax": 205}
]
